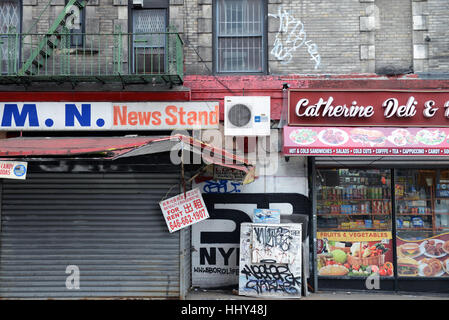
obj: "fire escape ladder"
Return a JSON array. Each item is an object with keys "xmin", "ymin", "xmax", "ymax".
[{"xmin": 18, "ymin": 0, "xmax": 89, "ymax": 76}]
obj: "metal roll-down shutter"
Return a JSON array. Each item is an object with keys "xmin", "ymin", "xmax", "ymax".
[{"xmin": 0, "ymin": 172, "xmax": 182, "ymax": 299}]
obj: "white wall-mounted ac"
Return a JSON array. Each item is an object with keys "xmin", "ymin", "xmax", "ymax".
[
  {"xmin": 133, "ymin": 0, "xmax": 143, "ymax": 6},
  {"xmin": 224, "ymin": 96, "xmax": 271, "ymax": 136}
]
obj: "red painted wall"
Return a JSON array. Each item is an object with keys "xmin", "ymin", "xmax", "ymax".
[
  {"xmin": 2, "ymin": 75, "xmax": 449, "ymax": 121},
  {"xmin": 0, "ymin": 91, "xmax": 191, "ymax": 103},
  {"xmin": 184, "ymin": 74, "xmax": 449, "ymax": 120}
]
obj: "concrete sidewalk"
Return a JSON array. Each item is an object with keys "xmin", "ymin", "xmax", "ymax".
[{"xmin": 186, "ymin": 289, "xmax": 449, "ymax": 300}]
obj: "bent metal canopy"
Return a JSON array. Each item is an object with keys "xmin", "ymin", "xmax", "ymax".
[{"xmin": 0, "ymin": 134, "xmax": 255, "ymax": 184}]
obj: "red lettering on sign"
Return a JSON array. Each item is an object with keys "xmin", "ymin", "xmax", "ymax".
[
  {"xmin": 113, "ymin": 105, "xmax": 127, "ymax": 125},
  {"xmin": 165, "ymin": 105, "xmax": 178, "ymax": 125},
  {"xmin": 152, "ymin": 111, "xmax": 162, "ymax": 125}
]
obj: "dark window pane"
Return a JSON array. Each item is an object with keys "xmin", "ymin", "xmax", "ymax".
[
  {"xmin": 65, "ymin": 0, "xmax": 85, "ymax": 47},
  {"xmin": 134, "ymin": 47, "xmax": 165, "ymax": 74},
  {"xmin": 216, "ymin": 0, "xmax": 264, "ymax": 72},
  {"xmin": 218, "ymin": 37, "xmax": 262, "ymax": 72},
  {"xmin": 132, "ymin": 9, "xmax": 166, "ymax": 74},
  {"xmin": 218, "ymin": 0, "xmax": 262, "ymax": 35},
  {"xmin": 0, "ymin": 0, "xmax": 20, "ymax": 74}
]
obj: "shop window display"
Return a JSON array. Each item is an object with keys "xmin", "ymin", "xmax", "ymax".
[
  {"xmin": 395, "ymin": 169, "xmax": 449, "ymax": 278},
  {"xmin": 315, "ymin": 167, "xmax": 449, "ymax": 279},
  {"xmin": 316, "ymin": 169, "xmax": 394, "ymax": 278}
]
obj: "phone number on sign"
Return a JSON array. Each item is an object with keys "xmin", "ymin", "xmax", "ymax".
[{"xmin": 169, "ymin": 208, "xmax": 208, "ymax": 231}]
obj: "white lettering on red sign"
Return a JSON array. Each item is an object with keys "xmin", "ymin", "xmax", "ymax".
[
  {"xmin": 382, "ymin": 96, "xmax": 417, "ymax": 118},
  {"xmin": 295, "ymin": 97, "xmax": 374, "ymax": 118},
  {"xmin": 293, "ymin": 95, "xmax": 449, "ymax": 120}
]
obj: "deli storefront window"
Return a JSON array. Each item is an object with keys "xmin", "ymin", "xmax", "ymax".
[
  {"xmin": 396, "ymin": 169, "xmax": 449, "ymax": 278},
  {"xmin": 316, "ymin": 169, "xmax": 395, "ymax": 278}
]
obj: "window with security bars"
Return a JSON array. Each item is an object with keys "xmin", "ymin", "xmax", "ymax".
[
  {"xmin": 132, "ymin": 9, "xmax": 167, "ymax": 74},
  {"xmin": 0, "ymin": 0, "xmax": 20, "ymax": 74},
  {"xmin": 215, "ymin": 0, "xmax": 265, "ymax": 73},
  {"xmin": 65, "ymin": 0, "xmax": 85, "ymax": 47}
]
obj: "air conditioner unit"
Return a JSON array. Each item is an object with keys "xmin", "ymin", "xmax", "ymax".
[
  {"xmin": 224, "ymin": 96, "xmax": 270, "ymax": 136},
  {"xmin": 133, "ymin": 0, "xmax": 143, "ymax": 6}
]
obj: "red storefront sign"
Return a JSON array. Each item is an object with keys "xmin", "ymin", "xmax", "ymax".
[
  {"xmin": 288, "ymin": 90, "xmax": 449, "ymax": 127},
  {"xmin": 283, "ymin": 126, "xmax": 449, "ymax": 156}
]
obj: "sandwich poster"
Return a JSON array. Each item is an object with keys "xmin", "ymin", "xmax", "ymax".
[
  {"xmin": 397, "ymin": 232, "xmax": 449, "ymax": 278},
  {"xmin": 284, "ymin": 126, "xmax": 449, "ymax": 156},
  {"xmin": 316, "ymin": 231, "xmax": 394, "ymax": 277}
]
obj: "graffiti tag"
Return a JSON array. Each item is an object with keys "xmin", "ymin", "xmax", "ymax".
[
  {"xmin": 269, "ymin": 6, "xmax": 321, "ymax": 69},
  {"xmin": 202, "ymin": 180, "xmax": 242, "ymax": 194},
  {"xmin": 253, "ymin": 226, "xmax": 293, "ymax": 252},
  {"xmin": 240, "ymin": 263, "xmax": 301, "ymax": 295}
]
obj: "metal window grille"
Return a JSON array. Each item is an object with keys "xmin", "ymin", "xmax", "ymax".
[
  {"xmin": 0, "ymin": 0, "xmax": 20, "ymax": 74},
  {"xmin": 132, "ymin": 9, "xmax": 167, "ymax": 74},
  {"xmin": 215, "ymin": 0, "xmax": 264, "ymax": 73}
]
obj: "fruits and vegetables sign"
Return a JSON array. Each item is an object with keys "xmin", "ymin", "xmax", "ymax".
[
  {"xmin": 317, "ymin": 231, "xmax": 394, "ymax": 277},
  {"xmin": 397, "ymin": 232, "xmax": 449, "ymax": 277}
]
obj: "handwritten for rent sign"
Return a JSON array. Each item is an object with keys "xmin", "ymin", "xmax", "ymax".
[{"xmin": 159, "ymin": 188, "xmax": 209, "ymax": 233}]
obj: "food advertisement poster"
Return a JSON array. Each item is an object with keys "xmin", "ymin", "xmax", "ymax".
[
  {"xmin": 397, "ymin": 232, "xmax": 449, "ymax": 277},
  {"xmin": 317, "ymin": 231, "xmax": 394, "ymax": 277},
  {"xmin": 284, "ymin": 126, "xmax": 449, "ymax": 156},
  {"xmin": 159, "ymin": 188, "xmax": 209, "ymax": 233}
]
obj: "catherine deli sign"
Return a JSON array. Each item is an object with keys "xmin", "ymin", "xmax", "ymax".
[
  {"xmin": 159, "ymin": 188, "xmax": 209, "ymax": 233},
  {"xmin": 0, "ymin": 102, "xmax": 219, "ymax": 130},
  {"xmin": 288, "ymin": 90, "xmax": 449, "ymax": 127}
]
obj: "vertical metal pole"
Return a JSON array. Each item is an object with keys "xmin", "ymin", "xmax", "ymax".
[
  {"xmin": 308, "ymin": 156, "xmax": 318, "ymax": 292},
  {"xmin": 7, "ymin": 26, "xmax": 17, "ymax": 74},
  {"xmin": 179, "ymin": 161, "xmax": 190, "ymax": 300},
  {"xmin": 391, "ymin": 168, "xmax": 399, "ymax": 292},
  {"xmin": 0, "ymin": 179, "xmax": 3, "ymax": 233},
  {"xmin": 0, "ymin": 179, "xmax": 3, "ymax": 269},
  {"xmin": 114, "ymin": 25, "xmax": 122, "ymax": 74}
]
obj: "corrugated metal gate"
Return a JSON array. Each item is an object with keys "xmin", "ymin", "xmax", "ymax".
[{"xmin": 0, "ymin": 172, "xmax": 185, "ymax": 299}]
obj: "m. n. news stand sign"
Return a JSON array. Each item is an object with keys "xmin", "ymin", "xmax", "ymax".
[{"xmin": 0, "ymin": 102, "xmax": 219, "ymax": 130}]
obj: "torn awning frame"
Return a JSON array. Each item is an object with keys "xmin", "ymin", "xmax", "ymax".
[{"xmin": 0, "ymin": 134, "xmax": 255, "ymax": 184}]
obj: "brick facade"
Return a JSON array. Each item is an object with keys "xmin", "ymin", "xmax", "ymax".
[
  {"xmin": 179, "ymin": 0, "xmax": 449, "ymax": 76},
  {"xmin": 17, "ymin": 0, "xmax": 449, "ymax": 76}
]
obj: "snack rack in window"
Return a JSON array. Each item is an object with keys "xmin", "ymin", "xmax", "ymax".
[
  {"xmin": 395, "ymin": 169, "xmax": 449, "ymax": 238},
  {"xmin": 395, "ymin": 170, "xmax": 436, "ymax": 238},
  {"xmin": 317, "ymin": 169, "xmax": 392, "ymax": 232}
]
